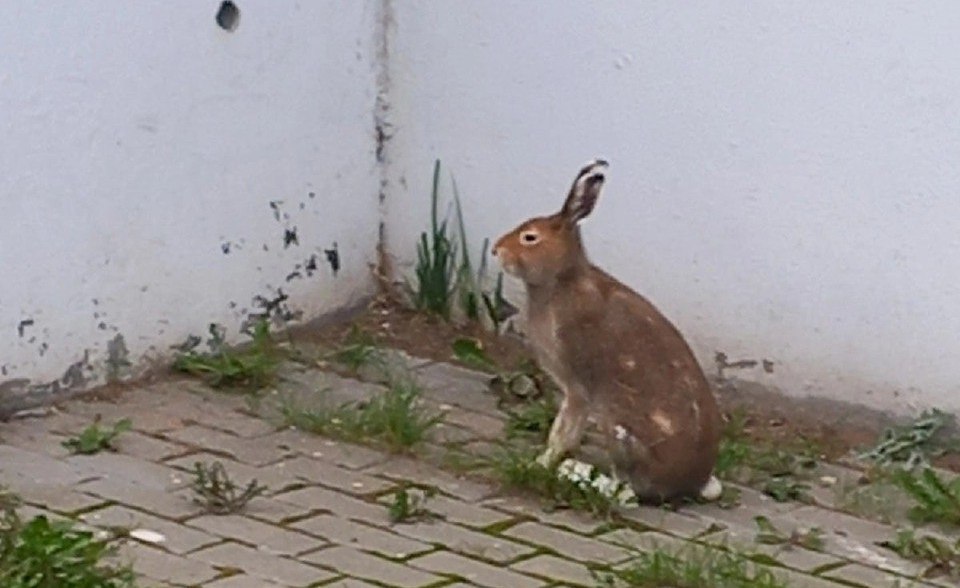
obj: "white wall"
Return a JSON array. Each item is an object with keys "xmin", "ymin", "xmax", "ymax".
[
  {"xmin": 384, "ymin": 2, "xmax": 960, "ymax": 415},
  {"xmin": 0, "ymin": 1, "xmax": 382, "ymax": 405}
]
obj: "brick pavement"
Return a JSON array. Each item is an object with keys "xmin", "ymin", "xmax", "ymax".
[{"xmin": 0, "ymin": 355, "xmax": 953, "ymax": 587}]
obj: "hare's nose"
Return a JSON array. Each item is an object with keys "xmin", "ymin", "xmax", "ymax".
[{"xmin": 491, "ymin": 245, "xmax": 500, "ymax": 257}]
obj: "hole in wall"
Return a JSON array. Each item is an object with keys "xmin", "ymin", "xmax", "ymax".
[{"xmin": 216, "ymin": 1, "xmax": 240, "ymax": 32}]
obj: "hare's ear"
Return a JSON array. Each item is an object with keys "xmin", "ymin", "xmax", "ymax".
[{"xmin": 560, "ymin": 159, "xmax": 609, "ymax": 224}]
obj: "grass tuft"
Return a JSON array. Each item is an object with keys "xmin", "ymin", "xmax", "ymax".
[
  {"xmin": 859, "ymin": 408, "xmax": 959, "ymax": 469},
  {"xmin": 174, "ymin": 320, "xmax": 280, "ymax": 390},
  {"xmin": 281, "ymin": 375, "xmax": 443, "ymax": 453},
  {"xmin": 485, "ymin": 444, "xmax": 623, "ymax": 516},
  {"xmin": 597, "ymin": 544, "xmax": 790, "ymax": 588}
]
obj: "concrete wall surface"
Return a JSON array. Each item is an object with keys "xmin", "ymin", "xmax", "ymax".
[
  {"xmin": 383, "ymin": 2, "xmax": 960, "ymax": 415},
  {"xmin": 1, "ymin": 1, "xmax": 382, "ymax": 408}
]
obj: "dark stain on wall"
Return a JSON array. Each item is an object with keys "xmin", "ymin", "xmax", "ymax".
[
  {"xmin": 283, "ymin": 227, "xmax": 299, "ymax": 248},
  {"xmin": 17, "ymin": 318, "xmax": 34, "ymax": 338},
  {"xmin": 324, "ymin": 242, "xmax": 340, "ymax": 275}
]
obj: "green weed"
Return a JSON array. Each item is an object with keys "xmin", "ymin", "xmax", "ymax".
[
  {"xmin": 485, "ymin": 444, "xmax": 624, "ymax": 516},
  {"xmin": 281, "ymin": 376, "xmax": 443, "ymax": 453},
  {"xmin": 330, "ymin": 325, "xmax": 384, "ymax": 373},
  {"xmin": 754, "ymin": 515, "xmax": 825, "ymax": 551},
  {"xmin": 878, "ymin": 528, "xmax": 960, "ymax": 580},
  {"xmin": 892, "ymin": 467, "xmax": 960, "ymax": 526},
  {"xmin": 0, "ymin": 492, "xmax": 135, "ymax": 588},
  {"xmin": 412, "ymin": 160, "xmax": 457, "ymax": 318},
  {"xmin": 174, "ymin": 320, "xmax": 280, "ymax": 390},
  {"xmin": 190, "ymin": 461, "xmax": 268, "ymax": 515},
  {"xmin": 860, "ymin": 409, "xmax": 958, "ymax": 469},
  {"xmin": 411, "ymin": 160, "xmax": 513, "ymax": 329},
  {"xmin": 387, "ymin": 486, "xmax": 439, "ymax": 524},
  {"xmin": 597, "ymin": 544, "xmax": 790, "ymax": 588},
  {"xmin": 62, "ymin": 418, "xmax": 132, "ymax": 455}
]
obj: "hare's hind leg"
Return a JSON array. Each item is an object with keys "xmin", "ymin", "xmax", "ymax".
[{"xmin": 537, "ymin": 394, "xmax": 587, "ymax": 468}]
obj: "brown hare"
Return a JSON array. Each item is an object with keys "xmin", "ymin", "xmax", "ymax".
[{"xmin": 492, "ymin": 159, "xmax": 722, "ymax": 503}]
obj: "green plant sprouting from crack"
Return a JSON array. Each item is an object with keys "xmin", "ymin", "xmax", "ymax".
[
  {"xmin": 387, "ymin": 486, "xmax": 440, "ymax": 524},
  {"xmin": 597, "ymin": 543, "xmax": 790, "ymax": 588},
  {"xmin": 754, "ymin": 515, "xmax": 825, "ymax": 551},
  {"xmin": 281, "ymin": 374, "xmax": 443, "ymax": 454},
  {"xmin": 0, "ymin": 488, "xmax": 136, "ymax": 588},
  {"xmin": 878, "ymin": 528, "xmax": 960, "ymax": 580},
  {"xmin": 62, "ymin": 418, "xmax": 132, "ymax": 455},
  {"xmin": 190, "ymin": 461, "xmax": 268, "ymax": 515},
  {"xmin": 174, "ymin": 320, "xmax": 280, "ymax": 390}
]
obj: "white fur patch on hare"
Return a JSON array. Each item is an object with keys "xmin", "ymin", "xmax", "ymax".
[{"xmin": 699, "ymin": 475, "xmax": 723, "ymax": 501}]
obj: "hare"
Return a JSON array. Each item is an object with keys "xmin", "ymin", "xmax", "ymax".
[{"xmin": 492, "ymin": 159, "xmax": 722, "ymax": 503}]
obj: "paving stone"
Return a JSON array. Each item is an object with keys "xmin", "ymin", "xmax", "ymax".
[
  {"xmin": 113, "ymin": 541, "xmax": 220, "ymax": 586},
  {"xmin": 189, "ymin": 542, "xmax": 335, "ymax": 586},
  {"xmin": 697, "ymin": 523, "xmax": 844, "ymax": 573},
  {"xmin": 78, "ymin": 477, "xmax": 203, "ymax": 520},
  {"xmin": 683, "ymin": 484, "xmax": 802, "ymax": 529},
  {"xmin": 164, "ymin": 425, "xmax": 289, "ymax": 466},
  {"xmin": 365, "ymin": 457, "xmax": 494, "ymax": 502},
  {"xmin": 0, "ymin": 419, "xmax": 75, "ymax": 457},
  {"xmin": 504, "ymin": 522, "xmax": 631, "ymax": 564},
  {"xmin": 824, "ymin": 563, "xmax": 924, "ymax": 588},
  {"xmin": 244, "ymin": 496, "xmax": 316, "ymax": 525},
  {"xmin": 19, "ymin": 484, "xmax": 110, "ymax": 515},
  {"xmin": 188, "ymin": 409, "xmax": 278, "ymax": 438},
  {"xmin": 187, "ymin": 514, "xmax": 323, "ymax": 556},
  {"xmin": 392, "ymin": 520, "xmax": 534, "ymax": 563},
  {"xmin": 275, "ymin": 485, "xmax": 389, "ymax": 524},
  {"xmin": 0, "ymin": 445, "xmax": 87, "ymax": 488},
  {"xmin": 436, "ymin": 407, "xmax": 505, "ymax": 441},
  {"xmin": 82, "ymin": 505, "xmax": 219, "ymax": 554},
  {"xmin": 512, "ymin": 554, "xmax": 596, "ymax": 586},
  {"xmin": 410, "ymin": 550, "xmax": 542, "ymax": 588},
  {"xmin": 68, "ymin": 452, "xmax": 189, "ymax": 491},
  {"xmin": 303, "ymin": 545, "xmax": 442, "ymax": 587},
  {"xmin": 275, "ymin": 455, "xmax": 396, "ymax": 495},
  {"xmin": 777, "ymin": 568, "xmax": 856, "ymax": 588},
  {"xmin": 320, "ymin": 579, "xmax": 383, "ymax": 588},
  {"xmin": 598, "ymin": 528, "xmax": 690, "ymax": 555},
  {"xmin": 114, "ymin": 431, "xmax": 190, "ymax": 462},
  {"xmin": 407, "ymin": 493, "xmax": 513, "ymax": 528},
  {"xmin": 483, "ymin": 496, "xmax": 605, "ymax": 534},
  {"xmin": 204, "ymin": 575, "xmax": 285, "ymax": 588},
  {"xmin": 268, "ymin": 429, "xmax": 387, "ymax": 470},
  {"xmin": 292, "ymin": 513, "xmax": 431, "ymax": 558},
  {"xmin": 620, "ymin": 505, "xmax": 719, "ymax": 538},
  {"xmin": 412, "ymin": 362, "xmax": 501, "ymax": 417}
]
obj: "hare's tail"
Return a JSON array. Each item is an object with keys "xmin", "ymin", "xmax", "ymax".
[{"xmin": 699, "ymin": 475, "xmax": 723, "ymax": 501}]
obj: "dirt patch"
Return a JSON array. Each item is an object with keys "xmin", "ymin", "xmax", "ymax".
[{"xmin": 294, "ymin": 296, "xmax": 959, "ymax": 473}]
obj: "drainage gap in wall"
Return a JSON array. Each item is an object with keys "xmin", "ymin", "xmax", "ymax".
[{"xmin": 216, "ymin": 1, "xmax": 240, "ymax": 32}]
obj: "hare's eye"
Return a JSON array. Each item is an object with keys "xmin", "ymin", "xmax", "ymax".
[{"xmin": 520, "ymin": 231, "xmax": 540, "ymax": 245}]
